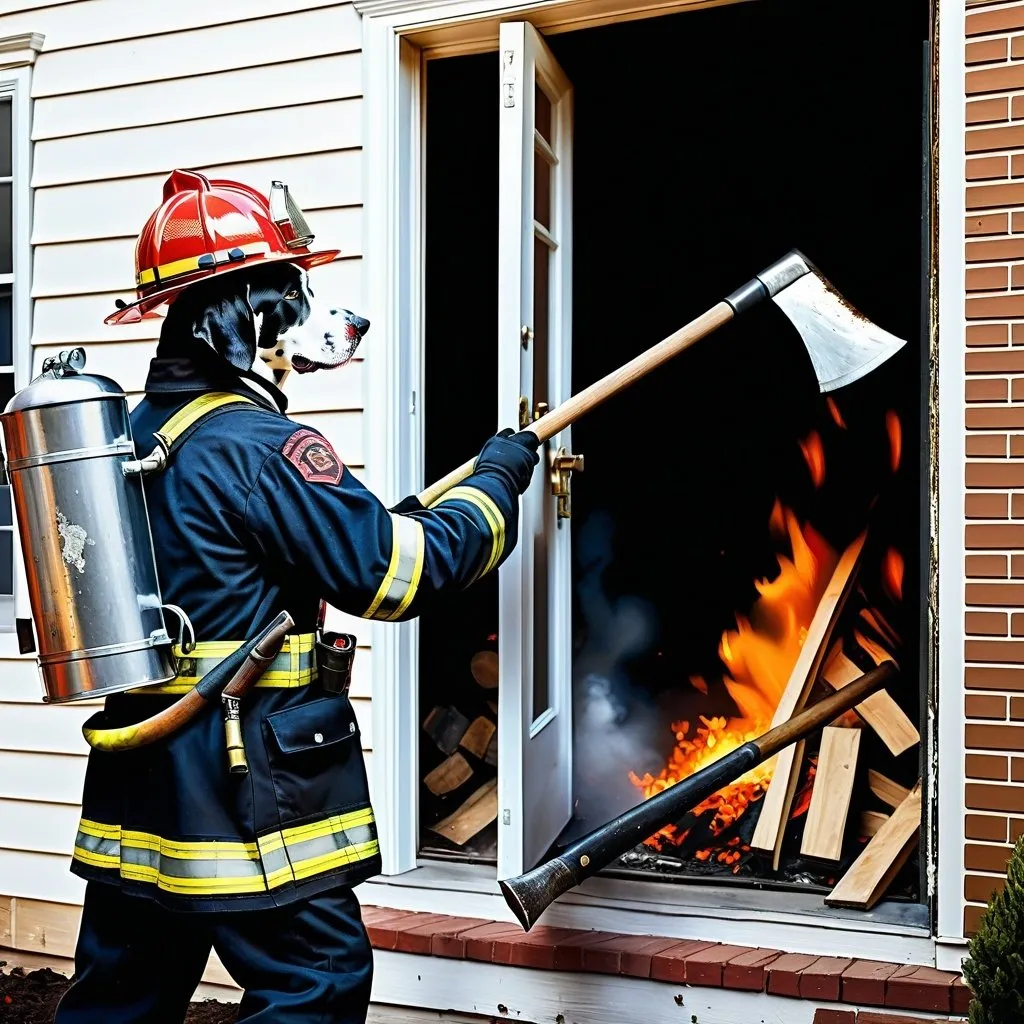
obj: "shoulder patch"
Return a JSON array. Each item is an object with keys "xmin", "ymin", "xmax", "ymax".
[{"xmin": 281, "ymin": 429, "xmax": 344, "ymax": 485}]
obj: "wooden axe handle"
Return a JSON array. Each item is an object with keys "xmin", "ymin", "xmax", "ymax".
[{"xmin": 417, "ymin": 302, "xmax": 735, "ymax": 508}]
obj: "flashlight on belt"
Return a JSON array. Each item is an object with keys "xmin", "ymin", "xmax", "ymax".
[{"xmin": 315, "ymin": 631, "xmax": 356, "ymax": 695}]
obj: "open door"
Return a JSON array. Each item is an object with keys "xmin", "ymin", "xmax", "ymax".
[{"xmin": 496, "ymin": 21, "xmax": 575, "ymax": 878}]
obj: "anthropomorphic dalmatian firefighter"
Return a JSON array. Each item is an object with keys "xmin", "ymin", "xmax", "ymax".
[{"xmin": 54, "ymin": 170, "xmax": 540, "ymax": 1024}]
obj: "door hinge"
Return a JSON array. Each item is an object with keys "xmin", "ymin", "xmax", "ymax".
[
  {"xmin": 502, "ymin": 50, "xmax": 516, "ymax": 107},
  {"xmin": 502, "ymin": 808, "xmax": 511, "ymax": 826}
]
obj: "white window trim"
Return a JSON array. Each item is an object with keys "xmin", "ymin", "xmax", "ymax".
[
  {"xmin": 359, "ymin": 0, "xmax": 961, "ymax": 966},
  {"xmin": 0, "ymin": 33, "xmax": 42, "ymax": 660}
]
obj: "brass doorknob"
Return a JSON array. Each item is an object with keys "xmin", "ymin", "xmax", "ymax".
[{"xmin": 550, "ymin": 446, "xmax": 584, "ymax": 519}]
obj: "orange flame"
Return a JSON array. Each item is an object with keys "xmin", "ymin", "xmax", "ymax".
[
  {"xmin": 629, "ymin": 500, "xmax": 840, "ymax": 848},
  {"xmin": 799, "ymin": 432, "xmax": 826, "ymax": 489},
  {"xmin": 826, "ymin": 397, "xmax": 847, "ymax": 430},
  {"xmin": 886, "ymin": 411, "xmax": 902, "ymax": 473},
  {"xmin": 882, "ymin": 548, "xmax": 904, "ymax": 603}
]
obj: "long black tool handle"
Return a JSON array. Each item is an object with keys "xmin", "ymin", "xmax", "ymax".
[{"xmin": 499, "ymin": 662, "xmax": 898, "ymax": 931}]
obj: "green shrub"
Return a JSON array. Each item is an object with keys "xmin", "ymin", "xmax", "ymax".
[{"xmin": 963, "ymin": 834, "xmax": 1024, "ymax": 1023}]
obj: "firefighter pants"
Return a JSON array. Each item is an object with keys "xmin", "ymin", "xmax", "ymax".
[{"xmin": 53, "ymin": 881, "xmax": 374, "ymax": 1023}]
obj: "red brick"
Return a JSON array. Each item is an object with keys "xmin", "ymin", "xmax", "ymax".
[
  {"xmin": 966, "ymin": 872, "xmax": 1007, "ymax": 902},
  {"xmin": 491, "ymin": 926, "xmax": 598, "ymax": 970},
  {"xmin": 1014, "ymin": 493, "xmax": 1024, "ymax": 517},
  {"xmin": 410, "ymin": 916, "xmax": 491, "ymax": 958},
  {"xmin": 1007, "ymin": 815, "xmax": 1023, "ymax": 840},
  {"xmin": 649, "ymin": 940, "xmax": 720, "ymax": 983},
  {"xmin": 967, "ymin": 582, "xmax": 1024, "ymax": 604},
  {"xmin": 968, "ymin": 156, "xmax": 1009, "ymax": 182},
  {"xmin": 967, "ymin": 322, "xmax": 1009, "ymax": 345},
  {"xmin": 969, "ymin": 265, "xmax": 1009, "ymax": 290},
  {"xmin": 965, "ymin": 639, "xmax": 1024, "ymax": 662},
  {"xmin": 799, "ymin": 956, "xmax": 854, "ymax": 1002},
  {"xmin": 965, "ymin": 493, "xmax": 1009, "ymax": 519},
  {"xmin": 968, "ymin": 66, "xmax": 1024, "ymax": 96},
  {"xmin": 966, "ymin": 722, "xmax": 1024, "ymax": 750},
  {"xmin": 362, "ymin": 908, "xmax": 427, "ymax": 951},
  {"xmin": 1014, "ymin": 757, "xmax": 1024, "ymax": 782},
  {"xmin": 394, "ymin": 913, "xmax": 468, "ymax": 955},
  {"xmin": 966, "ymin": 782, "xmax": 1024, "ymax": 812},
  {"xmin": 968, "ymin": 406, "xmax": 1024, "ymax": 429},
  {"xmin": 1010, "ymin": 612, "xmax": 1024, "ymax": 636},
  {"xmin": 966, "ymin": 378, "xmax": 1009, "ymax": 402},
  {"xmin": 969, "ymin": 6, "xmax": 1024, "ymax": 35},
  {"xmin": 460, "ymin": 922, "xmax": 529, "ymax": 962},
  {"xmin": 1014, "ymin": 554, "xmax": 1024, "ymax": 577},
  {"xmin": 679, "ymin": 943, "xmax": 750, "ymax": 987},
  {"xmin": 968, "ymin": 37, "xmax": 1009, "ymax": 63},
  {"xmin": 967, "ymin": 753, "xmax": 1009, "ymax": 779},
  {"xmin": 1013, "ymin": 695, "xmax": 1024, "ymax": 718},
  {"xmin": 968, "ymin": 294, "xmax": 1024, "ymax": 319},
  {"xmin": 1013, "ymin": 322, "xmax": 1024, "ymax": 344},
  {"xmin": 967, "ymin": 434, "xmax": 1008, "ymax": 457},
  {"xmin": 967, "ymin": 610, "xmax": 1008, "ymax": 635},
  {"xmin": 967, "ymin": 843, "xmax": 1014, "ymax": 873},
  {"xmin": 967, "ymin": 238, "xmax": 1024, "ymax": 260},
  {"xmin": 581, "ymin": 935, "xmax": 683, "ymax": 978},
  {"xmin": 966, "ymin": 464, "xmax": 1024, "ymax": 489},
  {"xmin": 812, "ymin": 1012, "xmax": 856, "ymax": 1024},
  {"xmin": 967, "ymin": 665, "xmax": 1024, "ymax": 688},
  {"xmin": 841, "ymin": 959, "xmax": 900, "ymax": 1006},
  {"xmin": 968, "ymin": 349, "xmax": 1024, "ymax": 373},
  {"xmin": 967, "ymin": 554, "xmax": 1008, "ymax": 577},
  {"xmin": 1012, "ymin": 152, "xmax": 1024, "ymax": 179},
  {"xmin": 860, "ymin": 1016, "xmax": 953, "ymax": 1024},
  {"xmin": 968, "ymin": 97, "xmax": 1009, "ymax": 125},
  {"xmin": 766, "ymin": 953, "xmax": 822, "ymax": 997},
  {"xmin": 967, "ymin": 527, "xmax": 1024, "ymax": 553},
  {"xmin": 966, "ymin": 694, "xmax": 1008, "ymax": 719},
  {"xmin": 966, "ymin": 903, "xmax": 987, "ymax": 936},
  {"xmin": 1014, "ymin": 212, "xmax": 1024, "ymax": 236},
  {"xmin": 721, "ymin": 947, "xmax": 781, "ymax": 992},
  {"xmin": 966, "ymin": 813, "xmax": 1008, "ymax": 841},
  {"xmin": 1013, "ymin": 378, "xmax": 1024, "ymax": 401},
  {"xmin": 886, "ymin": 964, "xmax": 956, "ymax": 1012},
  {"xmin": 953, "ymin": 976, "xmax": 974, "ymax": 1015}
]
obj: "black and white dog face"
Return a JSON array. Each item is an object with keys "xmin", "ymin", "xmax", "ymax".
[{"xmin": 167, "ymin": 261, "xmax": 369, "ymax": 387}]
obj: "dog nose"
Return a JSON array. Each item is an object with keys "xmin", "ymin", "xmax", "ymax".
[{"xmin": 350, "ymin": 315, "xmax": 370, "ymax": 337}]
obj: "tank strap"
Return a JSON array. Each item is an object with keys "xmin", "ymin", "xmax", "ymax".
[{"xmin": 154, "ymin": 391, "xmax": 258, "ymax": 459}]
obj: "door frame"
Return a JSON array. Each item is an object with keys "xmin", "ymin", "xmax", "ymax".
[{"xmin": 355, "ymin": 0, "xmax": 961, "ymax": 967}]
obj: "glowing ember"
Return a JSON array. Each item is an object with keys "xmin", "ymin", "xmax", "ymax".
[
  {"xmin": 629, "ymin": 500, "xmax": 840, "ymax": 850},
  {"xmin": 882, "ymin": 547, "xmax": 904, "ymax": 602},
  {"xmin": 826, "ymin": 397, "xmax": 847, "ymax": 430},
  {"xmin": 886, "ymin": 410, "xmax": 902, "ymax": 473},
  {"xmin": 799, "ymin": 431, "xmax": 826, "ymax": 489}
]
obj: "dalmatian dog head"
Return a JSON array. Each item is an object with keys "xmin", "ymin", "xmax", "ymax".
[{"xmin": 163, "ymin": 261, "xmax": 369, "ymax": 388}]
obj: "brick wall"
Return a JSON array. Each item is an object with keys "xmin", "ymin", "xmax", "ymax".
[{"xmin": 962, "ymin": 0, "xmax": 1024, "ymax": 938}]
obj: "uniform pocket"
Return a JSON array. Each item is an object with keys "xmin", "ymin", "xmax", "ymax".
[{"xmin": 264, "ymin": 696, "xmax": 370, "ymax": 824}]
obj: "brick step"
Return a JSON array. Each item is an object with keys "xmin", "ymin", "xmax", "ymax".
[
  {"xmin": 815, "ymin": 1014, "xmax": 967, "ymax": 1024},
  {"xmin": 363, "ymin": 906, "xmax": 972, "ymax": 1017}
]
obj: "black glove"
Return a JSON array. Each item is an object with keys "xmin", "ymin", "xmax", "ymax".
[{"xmin": 475, "ymin": 427, "xmax": 541, "ymax": 494}]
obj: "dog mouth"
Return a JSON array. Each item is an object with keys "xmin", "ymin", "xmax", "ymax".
[{"xmin": 290, "ymin": 342, "xmax": 360, "ymax": 375}]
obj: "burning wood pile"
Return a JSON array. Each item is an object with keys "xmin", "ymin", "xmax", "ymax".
[{"xmin": 626, "ymin": 409, "xmax": 921, "ymax": 911}]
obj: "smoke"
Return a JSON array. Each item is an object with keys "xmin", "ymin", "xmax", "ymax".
[{"xmin": 571, "ymin": 511, "xmax": 664, "ymax": 833}]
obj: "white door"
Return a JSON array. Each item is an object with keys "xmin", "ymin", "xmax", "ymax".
[{"xmin": 496, "ymin": 21, "xmax": 575, "ymax": 878}]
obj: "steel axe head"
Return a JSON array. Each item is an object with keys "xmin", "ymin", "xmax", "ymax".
[{"xmin": 747, "ymin": 251, "xmax": 908, "ymax": 393}]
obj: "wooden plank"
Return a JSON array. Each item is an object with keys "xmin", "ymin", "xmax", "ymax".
[
  {"xmin": 859, "ymin": 607, "xmax": 900, "ymax": 648},
  {"xmin": 34, "ymin": 53, "xmax": 361, "ymax": 141},
  {"xmin": 428, "ymin": 780, "xmax": 498, "ymax": 847},
  {"xmin": 800, "ymin": 726, "xmax": 862, "ymax": 862},
  {"xmin": 821, "ymin": 646, "xmax": 919, "ymax": 757},
  {"xmin": 32, "ymin": 100, "xmax": 361, "ymax": 188},
  {"xmin": 11, "ymin": 898, "xmax": 81, "ymax": 958},
  {"xmin": 470, "ymin": 651, "xmax": 499, "ymax": 689},
  {"xmin": 1, "ymin": 0, "xmax": 343, "ymax": 58},
  {"xmin": 459, "ymin": 717, "xmax": 496, "ymax": 759},
  {"xmin": 423, "ymin": 707, "xmax": 471, "ymax": 756},
  {"xmin": 750, "ymin": 533, "xmax": 866, "ymax": 867},
  {"xmin": 860, "ymin": 810, "xmax": 890, "ymax": 838},
  {"xmin": 0, "ymin": 895, "xmax": 11, "ymax": 945},
  {"xmin": 868, "ymin": 770, "xmax": 911, "ymax": 810},
  {"xmin": 33, "ymin": 152, "xmax": 362, "ymax": 245},
  {"xmin": 424, "ymin": 753, "xmax": 473, "ymax": 796},
  {"xmin": 32, "ymin": 208, "xmax": 361, "ymax": 297},
  {"xmin": 826, "ymin": 780, "xmax": 923, "ymax": 911}
]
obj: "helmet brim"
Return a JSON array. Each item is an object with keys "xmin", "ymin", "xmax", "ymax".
[{"xmin": 104, "ymin": 249, "xmax": 341, "ymax": 326}]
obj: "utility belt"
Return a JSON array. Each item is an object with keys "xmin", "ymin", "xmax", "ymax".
[{"xmin": 131, "ymin": 630, "xmax": 356, "ymax": 697}]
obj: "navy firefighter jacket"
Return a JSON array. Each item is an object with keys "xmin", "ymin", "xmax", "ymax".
[{"xmin": 71, "ymin": 343, "xmax": 532, "ymax": 911}]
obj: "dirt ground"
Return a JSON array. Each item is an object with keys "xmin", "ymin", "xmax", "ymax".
[{"xmin": 0, "ymin": 965, "xmax": 238, "ymax": 1023}]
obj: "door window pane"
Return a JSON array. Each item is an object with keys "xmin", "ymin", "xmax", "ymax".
[
  {"xmin": 0, "ymin": 98, "xmax": 10, "ymax": 178},
  {"xmin": 534, "ymin": 149, "xmax": 551, "ymax": 229},
  {"xmin": 535, "ymin": 83, "xmax": 552, "ymax": 142},
  {"xmin": 532, "ymin": 235, "xmax": 551, "ymax": 721},
  {"xmin": 0, "ymin": 183, "xmax": 11, "ymax": 275},
  {"xmin": 0, "ymin": 286, "xmax": 11, "ymax": 365}
]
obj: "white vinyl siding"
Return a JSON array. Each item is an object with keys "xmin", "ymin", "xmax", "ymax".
[{"xmin": 0, "ymin": 0, "xmax": 373, "ymax": 966}]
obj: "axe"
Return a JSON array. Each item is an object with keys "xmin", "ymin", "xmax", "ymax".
[{"xmin": 417, "ymin": 250, "xmax": 907, "ymax": 507}]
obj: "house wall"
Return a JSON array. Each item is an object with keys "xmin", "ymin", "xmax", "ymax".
[
  {"xmin": 961, "ymin": 0, "xmax": 1024, "ymax": 939},
  {"xmin": 0, "ymin": 0, "xmax": 373, "ymax": 975}
]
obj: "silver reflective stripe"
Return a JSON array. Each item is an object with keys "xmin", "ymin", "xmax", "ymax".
[
  {"xmin": 366, "ymin": 514, "xmax": 424, "ymax": 621},
  {"xmin": 285, "ymin": 822, "xmax": 377, "ymax": 869},
  {"xmin": 75, "ymin": 831, "xmax": 120, "ymax": 859},
  {"xmin": 119, "ymin": 845, "xmax": 264, "ymax": 879}
]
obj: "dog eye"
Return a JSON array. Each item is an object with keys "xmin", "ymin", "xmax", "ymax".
[{"xmin": 284, "ymin": 289, "xmax": 300, "ymax": 300}]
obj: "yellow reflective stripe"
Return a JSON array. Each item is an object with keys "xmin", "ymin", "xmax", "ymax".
[
  {"xmin": 291, "ymin": 839, "xmax": 380, "ymax": 882},
  {"xmin": 156, "ymin": 392, "xmax": 256, "ymax": 449},
  {"xmin": 121, "ymin": 830, "xmax": 258, "ymax": 858},
  {"xmin": 137, "ymin": 241, "xmax": 270, "ymax": 287},
  {"xmin": 429, "ymin": 485, "xmax": 505, "ymax": 579},
  {"xmin": 362, "ymin": 515, "xmax": 425, "ymax": 621}
]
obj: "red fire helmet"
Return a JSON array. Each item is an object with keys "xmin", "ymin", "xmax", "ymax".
[{"xmin": 105, "ymin": 169, "xmax": 340, "ymax": 325}]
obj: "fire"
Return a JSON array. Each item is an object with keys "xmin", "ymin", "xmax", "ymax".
[
  {"xmin": 629, "ymin": 500, "xmax": 839, "ymax": 849},
  {"xmin": 799, "ymin": 432, "xmax": 826, "ymax": 489},
  {"xmin": 882, "ymin": 547, "xmax": 904, "ymax": 602},
  {"xmin": 826, "ymin": 397, "xmax": 847, "ymax": 430},
  {"xmin": 886, "ymin": 410, "xmax": 902, "ymax": 473}
]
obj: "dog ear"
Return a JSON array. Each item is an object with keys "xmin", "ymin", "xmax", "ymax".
[{"xmin": 190, "ymin": 286, "xmax": 257, "ymax": 372}]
